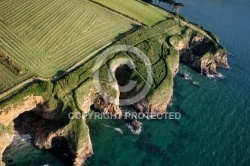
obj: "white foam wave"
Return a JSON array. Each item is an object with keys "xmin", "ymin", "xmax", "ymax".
[
  {"xmin": 103, "ymin": 124, "xmax": 123, "ymax": 134},
  {"xmin": 216, "ymin": 73, "xmax": 226, "ymax": 79},
  {"xmin": 114, "ymin": 127, "xmax": 123, "ymax": 134}
]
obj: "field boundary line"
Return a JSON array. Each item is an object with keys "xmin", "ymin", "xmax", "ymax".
[{"xmin": 87, "ymin": 0, "xmax": 143, "ymax": 26}]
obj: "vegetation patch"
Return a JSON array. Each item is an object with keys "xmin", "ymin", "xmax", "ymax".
[{"xmin": 0, "ymin": 49, "xmax": 24, "ymax": 75}]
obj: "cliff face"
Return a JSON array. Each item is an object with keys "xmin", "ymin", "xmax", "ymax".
[
  {"xmin": 133, "ymin": 90, "xmax": 173, "ymax": 115},
  {"xmin": 93, "ymin": 96, "xmax": 122, "ymax": 118},
  {"xmin": 178, "ymin": 32, "xmax": 229, "ymax": 75},
  {"xmin": 191, "ymin": 52, "xmax": 217, "ymax": 75},
  {"xmin": 0, "ymin": 123, "xmax": 14, "ymax": 166},
  {"xmin": 0, "ymin": 96, "xmax": 44, "ymax": 165},
  {"xmin": 0, "ymin": 96, "xmax": 44, "ymax": 126},
  {"xmin": 73, "ymin": 133, "xmax": 93, "ymax": 166},
  {"xmin": 0, "ymin": 94, "xmax": 93, "ymax": 166},
  {"xmin": 214, "ymin": 49, "xmax": 229, "ymax": 68},
  {"xmin": 33, "ymin": 119, "xmax": 93, "ymax": 166}
]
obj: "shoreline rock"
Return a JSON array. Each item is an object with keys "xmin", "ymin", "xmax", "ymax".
[
  {"xmin": 178, "ymin": 32, "xmax": 229, "ymax": 76},
  {"xmin": 73, "ymin": 133, "xmax": 93, "ymax": 166},
  {"xmin": 127, "ymin": 120, "xmax": 142, "ymax": 134}
]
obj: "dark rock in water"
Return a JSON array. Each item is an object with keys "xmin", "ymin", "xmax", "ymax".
[
  {"xmin": 7, "ymin": 159, "xmax": 13, "ymax": 163},
  {"xmin": 228, "ymin": 52, "xmax": 234, "ymax": 56},
  {"xmin": 182, "ymin": 73, "xmax": 188, "ymax": 79},
  {"xmin": 127, "ymin": 120, "xmax": 142, "ymax": 134}
]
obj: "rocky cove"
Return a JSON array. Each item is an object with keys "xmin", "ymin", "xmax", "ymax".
[
  {"xmin": 0, "ymin": 96, "xmax": 93, "ymax": 166},
  {"xmin": 0, "ymin": 16, "xmax": 229, "ymax": 165}
]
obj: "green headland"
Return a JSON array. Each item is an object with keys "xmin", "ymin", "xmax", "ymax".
[{"xmin": 0, "ymin": 0, "xmax": 229, "ymax": 165}]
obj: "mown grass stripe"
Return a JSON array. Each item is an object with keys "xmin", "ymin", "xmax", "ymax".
[
  {"xmin": 37, "ymin": 3, "xmax": 79, "ymax": 52},
  {"xmin": 0, "ymin": 21, "xmax": 38, "ymax": 55},
  {"xmin": 14, "ymin": 0, "xmax": 59, "ymax": 35},
  {"xmin": 0, "ymin": 25, "xmax": 40, "ymax": 71},
  {"xmin": 25, "ymin": 0, "xmax": 69, "ymax": 42},
  {"xmin": 6, "ymin": 0, "xmax": 48, "ymax": 25},
  {"xmin": 50, "ymin": 28, "xmax": 119, "ymax": 64},
  {"xmin": 54, "ymin": 19, "xmax": 116, "ymax": 55},
  {"xmin": 48, "ymin": 9, "xmax": 91, "ymax": 54},
  {"xmin": 0, "ymin": 0, "xmax": 134, "ymax": 80},
  {"xmin": 0, "ymin": 0, "xmax": 35, "ymax": 21},
  {"xmin": 47, "ymin": 10, "xmax": 89, "ymax": 53},
  {"xmin": 30, "ymin": 3, "xmax": 72, "ymax": 50},
  {"xmin": 0, "ymin": 39, "xmax": 38, "ymax": 71}
]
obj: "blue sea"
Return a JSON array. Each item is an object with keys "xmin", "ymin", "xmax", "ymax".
[{"xmin": 3, "ymin": 0, "xmax": 250, "ymax": 165}]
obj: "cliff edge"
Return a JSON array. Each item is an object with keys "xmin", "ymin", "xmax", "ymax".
[{"xmin": 0, "ymin": 13, "xmax": 229, "ymax": 166}]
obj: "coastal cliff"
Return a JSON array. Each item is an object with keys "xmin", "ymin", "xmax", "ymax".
[
  {"xmin": 178, "ymin": 32, "xmax": 229, "ymax": 75},
  {"xmin": 0, "ymin": 13, "xmax": 229, "ymax": 166},
  {"xmin": 96, "ymin": 18, "xmax": 228, "ymax": 116},
  {"xmin": 0, "ymin": 123, "xmax": 14, "ymax": 166},
  {"xmin": 0, "ymin": 96, "xmax": 44, "ymax": 165},
  {"xmin": 0, "ymin": 96, "xmax": 93, "ymax": 166}
]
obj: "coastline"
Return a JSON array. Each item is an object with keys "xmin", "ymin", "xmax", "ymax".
[{"xmin": 0, "ymin": 0, "xmax": 229, "ymax": 165}]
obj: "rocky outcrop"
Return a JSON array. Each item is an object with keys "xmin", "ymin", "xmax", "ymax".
[
  {"xmin": 93, "ymin": 96, "xmax": 122, "ymax": 118},
  {"xmin": 75, "ymin": 79, "xmax": 122, "ymax": 118},
  {"xmin": 127, "ymin": 120, "xmax": 142, "ymax": 134},
  {"xmin": 79, "ymin": 88, "xmax": 97, "ymax": 114},
  {"xmin": 133, "ymin": 90, "xmax": 173, "ymax": 115},
  {"xmin": 34, "ymin": 126, "xmax": 93, "ymax": 166},
  {"xmin": 178, "ymin": 32, "xmax": 229, "ymax": 75},
  {"xmin": 214, "ymin": 49, "xmax": 229, "ymax": 68},
  {"xmin": 34, "ymin": 132, "xmax": 57, "ymax": 149},
  {"xmin": 191, "ymin": 52, "xmax": 217, "ymax": 75},
  {"xmin": 0, "ymin": 123, "xmax": 15, "ymax": 166},
  {"xmin": 0, "ymin": 95, "xmax": 44, "ymax": 165},
  {"xmin": 73, "ymin": 134, "xmax": 93, "ymax": 166},
  {"xmin": 0, "ymin": 95, "xmax": 93, "ymax": 166},
  {"xmin": 0, "ymin": 95, "xmax": 44, "ymax": 126}
]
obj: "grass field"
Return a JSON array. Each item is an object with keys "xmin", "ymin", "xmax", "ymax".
[
  {"xmin": 0, "ymin": 64, "xmax": 32, "ymax": 92},
  {"xmin": 93, "ymin": 0, "xmax": 171, "ymax": 25},
  {"xmin": 0, "ymin": 0, "xmax": 134, "ymax": 92}
]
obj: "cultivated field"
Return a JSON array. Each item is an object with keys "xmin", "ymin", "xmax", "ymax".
[
  {"xmin": 0, "ymin": 64, "xmax": 32, "ymax": 92},
  {"xmin": 0, "ymin": 0, "xmax": 134, "ymax": 92},
  {"xmin": 93, "ymin": 0, "xmax": 171, "ymax": 25}
]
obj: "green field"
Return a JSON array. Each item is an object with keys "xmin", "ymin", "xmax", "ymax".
[
  {"xmin": 93, "ymin": 0, "xmax": 171, "ymax": 25},
  {"xmin": 0, "ymin": 64, "xmax": 32, "ymax": 92},
  {"xmin": 0, "ymin": 0, "xmax": 134, "ymax": 92}
]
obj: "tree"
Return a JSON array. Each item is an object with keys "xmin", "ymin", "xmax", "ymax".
[
  {"xmin": 142, "ymin": 0, "xmax": 153, "ymax": 3},
  {"xmin": 142, "ymin": 0, "xmax": 184, "ymax": 14},
  {"xmin": 158, "ymin": 0, "xmax": 176, "ymax": 9},
  {"xmin": 165, "ymin": 0, "xmax": 176, "ymax": 10},
  {"xmin": 158, "ymin": 0, "xmax": 163, "ymax": 6},
  {"xmin": 173, "ymin": 3, "xmax": 184, "ymax": 14},
  {"xmin": 165, "ymin": 0, "xmax": 176, "ymax": 5}
]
